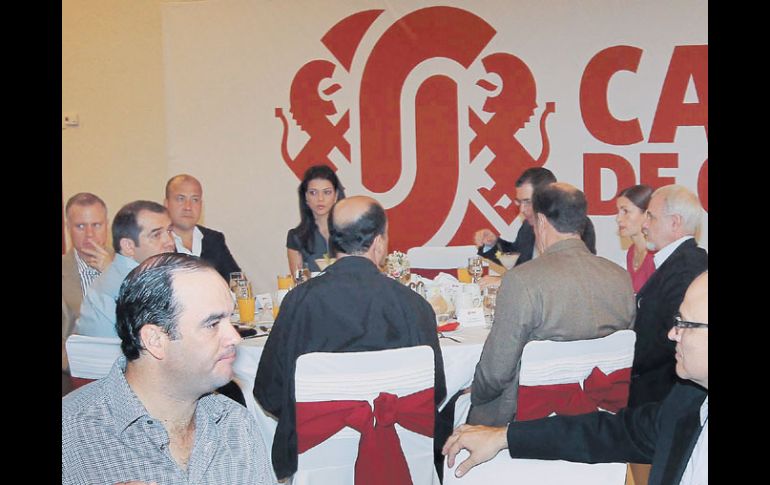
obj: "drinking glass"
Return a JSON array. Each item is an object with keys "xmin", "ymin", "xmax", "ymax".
[
  {"xmin": 229, "ymin": 272, "xmax": 245, "ymax": 293},
  {"xmin": 277, "ymin": 274, "xmax": 294, "ymax": 290},
  {"xmin": 483, "ymin": 285, "xmax": 498, "ymax": 317},
  {"xmin": 235, "ymin": 279, "xmax": 255, "ymax": 325},
  {"xmin": 468, "ymin": 256, "xmax": 483, "ymax": 284},
  {"xmin": 457, "ymin": 267, "xmax": 472, "ymax": 283}
]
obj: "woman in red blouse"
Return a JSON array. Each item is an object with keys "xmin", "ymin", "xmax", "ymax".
[{"xmin": 616, "ymin": 185, "xmax": 655, "ymax": 293}]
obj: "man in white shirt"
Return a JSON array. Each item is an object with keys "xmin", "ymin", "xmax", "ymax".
[
  {"xmin": 444, "ymin": 271, "xmax": 709, "ymax": 485},
  {"xmin": 164, "ymin": 174, "xmax": 241, "ymax": 280}
]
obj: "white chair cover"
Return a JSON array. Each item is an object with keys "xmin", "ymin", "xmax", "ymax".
[
  {"xmin": 65, "ymin": 334, "xmax": 122, "ymax": 379},
  {"xmin": 406, "ymin": 245, "xmax": 479, "ymax": 270},
  {"xmin": 292, "ymin": 345, "xmax": 440, "ymax": 485},
  {"xmin": 445, "ymin": 330, "xmax": 636, "ymax": 484}
]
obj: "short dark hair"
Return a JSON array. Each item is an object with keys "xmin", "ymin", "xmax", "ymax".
[
  {"xmin": 328, "ymin": 201, "xmax": 386, "ymax": 255},
  {"xmin": 618, "ymin": 184, "xmax": 653, "ymax": 212},
  {"xmin": 165, "ymin": 174, "xmax": 202, "ymax": 199},
  {"xmin": 515, "ymin": 167, "xmax": 557, "ymax": 190},
  {"xmin": 65, "ymin": 192, "xmax": 107, "ymax": 217},
  {"xmin": 116, "ymin": 253, "xmax": 216, "ymax": 360},
  {"xmin": 533, "ymin": 184, "xmax": 588, "ymax": 235},
  {"xmin": 112, "ymin": 200, "xmax": 168, "ymax": 253}
]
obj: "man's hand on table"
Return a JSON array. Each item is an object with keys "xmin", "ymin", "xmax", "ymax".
[{"xmin": 442, "ymin": 424, "xmax": 509, "ymax": 477}]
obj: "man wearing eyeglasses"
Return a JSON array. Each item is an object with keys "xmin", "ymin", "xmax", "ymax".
[
  {"xmin": 444, "ymin": 271, "xmax": 708, "ymax": 485},
  {"xmin": 473, "ymin": 168, "xmax": 597, "ymax": 281},
  {"xmin": 628, "ymin": 185, "xmax": 708, "ymax": 408},
  {"xmin": 473, "ymin": 167, "xmax": 556, "ymax": 267},
  {"xmin": 74, "ymin": 201, "xmax": 176, "ymax": 338}
]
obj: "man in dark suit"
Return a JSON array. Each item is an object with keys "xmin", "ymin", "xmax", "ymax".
[
  {"xmin": 164, "ymin": 174, "xmax": 242, "ymax": 280},
  {"xmin": 473, "ymin": 167, "xmax": 556, "ymax": 267},
  {"xmin": 629, "ymin": 184, "xmax": 708, "ymax": 407},
  {"xmin": 443, "ymin": 271, "xmax": 708, "ymax": 485}
]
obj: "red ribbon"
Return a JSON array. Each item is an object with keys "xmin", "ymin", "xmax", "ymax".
[
  {"xmin": 296, "ymin": 388, "xmax": 435, "ymax": 485},
  {"xmin": 516, "ymin": 367, "xmax": 631, "ymax": 421}
]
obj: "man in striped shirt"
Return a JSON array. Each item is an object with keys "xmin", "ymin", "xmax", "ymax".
[{"xmin": 62, "ymin": 193, "xmax": 114, "ymax": 378}]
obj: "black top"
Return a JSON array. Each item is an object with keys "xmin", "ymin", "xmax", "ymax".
[
  {"xmin": 477, "ymin": 221, "xmax": 536, "ymax": 266},
  {"xmin": 198, "ymin": 225, "xmax": 241, "ymax": 281},
  {"xmin": 254, "ymin": 256, "xmax": 447, "ymax": 479},
  {"xmin": 286, "ymin": 227, "xmax": 329, "ymax": 272},
  {"xmin": 507, "ymin": 382, "xmax": 707, "ymax": 485}
]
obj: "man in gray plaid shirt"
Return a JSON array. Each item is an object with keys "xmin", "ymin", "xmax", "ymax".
[{"xmin": 62, "ymin": 253, "xmax": 276, "ymax": 484}]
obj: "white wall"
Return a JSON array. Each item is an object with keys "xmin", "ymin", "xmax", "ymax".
[
  {"xmin": 63, "ymin": 0, "xmax": 708, "ymax": 294},
  {"xmin": 62, "ymin": 0, "xmax": 168, "ymax": 249}
]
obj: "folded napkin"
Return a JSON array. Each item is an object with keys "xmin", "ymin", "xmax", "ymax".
[{"xmin": 437, "ymin": 321, "xmax": 460, "ymax": 332}]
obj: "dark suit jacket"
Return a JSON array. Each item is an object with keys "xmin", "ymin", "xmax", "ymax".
[
  {"xmin": 478, "ymin": 221, "xmax": 536, "ymax": 266},
  {"xmin": 254, "ymin": 256, "xmax": 447, "ymax": 479},
  {"xmin": 198, "ymin": 225, "xmax": 241, "ymax": 281},
  {"xmin": 629, "ymin": 239, "xmax": 707, "ymax": 406},
  {"xmin": 506, "ymin": 382, "xmax": 707, "ymax": 485}
]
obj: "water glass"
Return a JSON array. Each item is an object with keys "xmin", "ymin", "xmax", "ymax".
[{"xmin": 468, "ymin": 256, "xmax": 483, "ymax": 283}]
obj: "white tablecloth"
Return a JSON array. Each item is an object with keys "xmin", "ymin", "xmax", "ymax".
[{"xmin": 231, "ymin": 323, "xmax": 489, "ymax": 473}]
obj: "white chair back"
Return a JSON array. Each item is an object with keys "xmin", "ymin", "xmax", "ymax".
[
  {"xmin": 445, "ymin": 330, "xmax": 636, "ymax": 484},
  {"xmin": 406, "ymin": 245, "xmax": 478, "ymax": 270},
  {"xmin": 519, "ymin": 329, "xmax": 636, "ymax": 387},
  {"xmin": 65, "ymin": 334, "xmax": 122, "ymax": 379},
  {"xmin": 293, "ymin": 345, "xmax": 439, "ymax": 485}
]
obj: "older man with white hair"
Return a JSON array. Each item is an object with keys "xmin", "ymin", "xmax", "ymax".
[{"xmin": 628, "ymin": 184, "xmax": 708, "ymax": 407}]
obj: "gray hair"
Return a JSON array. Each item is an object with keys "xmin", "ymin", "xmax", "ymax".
[{"xmin": 653, "ymin": 185, "xmax": 702, "ymax": 234}]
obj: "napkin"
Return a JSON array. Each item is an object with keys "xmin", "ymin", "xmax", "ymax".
[{"xmin": 437, "ymin": 321, "xmax": 460, "ymax": 332}]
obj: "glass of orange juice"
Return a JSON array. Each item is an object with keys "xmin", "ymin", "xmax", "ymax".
[
  {"xmin": 272, "ymin": 289, "xmax": 289, "ymax": 320},
  {"xmin": 277, "ymin": 274, "xmax": 293, "ymax": 290},
  {"xmin": 457, "ymin": 267, "xmax": 472, "ymax": 283},
  {"xmin": 237, "ymin": 297, "xmax": 256, "ymax": 325}
]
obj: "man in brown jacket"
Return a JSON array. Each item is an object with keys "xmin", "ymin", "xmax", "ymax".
[{"xmin": 468, "ymin": 183, "xmax": 636, "ymax": 426}]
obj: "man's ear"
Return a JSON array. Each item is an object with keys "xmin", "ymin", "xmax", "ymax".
[
  {"xmin": 119, "ymin": 237, "xmax": 136, "ymax": 258},
  {"xmin": 670, "ymin": 213, "xmax": 684, "ymax": 233},
  {"xmin": 139, "ymin": 324, "xmax": 167, "ymax": 360}
]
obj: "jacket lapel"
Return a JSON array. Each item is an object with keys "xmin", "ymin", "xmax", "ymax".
[{"xmin": 659, "ymin": 403, "xmax": 702, "ymax": 485}]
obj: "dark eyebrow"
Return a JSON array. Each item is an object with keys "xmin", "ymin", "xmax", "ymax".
[{"xmin": 201, "ymin": 311, "xmax": 230, "ymax": 327}]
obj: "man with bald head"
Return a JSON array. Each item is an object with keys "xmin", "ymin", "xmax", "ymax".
[
  {"xmin": 164, "ymin": 174, "xmax": 241, "ymax": 280},
  {"xmin": 254, "ymin": 196, "xmax": 447, "ymax": 480},
  {"xmin": 629, "ymin": 184, "xmax": 708, "ymax": 407},
  {"xmin": 468, "ymin": 183, "xmax": 636, "ymax": 426},
  {"xmin": 444, "ymin": 271, "xmax": 708, "ymax": 484}
]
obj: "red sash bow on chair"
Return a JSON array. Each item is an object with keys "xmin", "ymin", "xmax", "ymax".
[
  {"xmin": 296, "ymin": 388, "xmax": 435, "ymax": 485},
  {"xmin": 516, "ymin": 367, "xmax": 631, "ymax": 421}
]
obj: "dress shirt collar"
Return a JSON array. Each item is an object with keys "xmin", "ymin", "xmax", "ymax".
[
  {"xmin": 106, "ymin": 356, "xmax": 228, "ymax": 436},
  {"xmin": 172, "ymin": 225, "xmax": 203, "ymax": 256},
  {"xmin": 653, "ymin": 236, "xmax": 694, "ymax": 269},
  {"xmin": 699, "ymin": 395, "xmax": 708, "ymax": 426},
  {"xmin": 113, "ymin": 252, "xmax": 140, "ymax": 273},
  {"xmin": 542, "ymin": 237, "xmax": 589, "ymax": 256},
  {"xmin": 326, "ymin": 254, "xmax": 381, "ymax": 275}
]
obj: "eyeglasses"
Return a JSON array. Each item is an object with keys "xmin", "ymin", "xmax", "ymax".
[
  {"xmin": 673, "ymin": 313, "xmax": 708, "ymax": 330},
  {"xmin": 514, "ymin": 198, "xmax": 532, "ymax": 207}
]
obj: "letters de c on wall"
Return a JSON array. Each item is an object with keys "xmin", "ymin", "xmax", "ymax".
[{"xmin": 163, "ymin": 0, "xmax": 707, "ymax": 260}]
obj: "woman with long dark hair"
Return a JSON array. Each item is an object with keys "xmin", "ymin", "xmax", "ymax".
[
  {"xmin": 286, "ymin": 165, "xmax": 345, "ymax": 276},
  {"xmin": 615, "ymin": 184, "xmax": 655, "ymax": 293}
]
